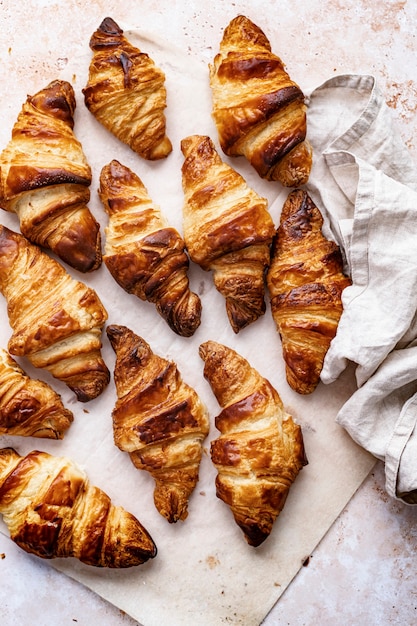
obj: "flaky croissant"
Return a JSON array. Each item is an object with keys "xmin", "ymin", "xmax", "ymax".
[
  {"xmin": 0, "ymin": 348, "xmax": 73, "ymax": 439},
  {"xmin": 181, "ymin": 134, "xmax": 275, "ymax": 333},
  {"xmin": 0, "ymin": 447, "xmax": 157, "ymax": 567},
  {"xmin": 199, "ymin": 340, "xmax": 307, "ymax": 547},
  {"xmin": 0, "ymin": 225, "xmax": 109, "ymax": 402},
  {"xmin": 267, "ymin": 189, "xmax": 351, "ymax": 394},
  {"xmin": 98, "ymin": 160, "xmax": 201, "ymax": 337},
  {"xmin": 0, "ymin": 80, "xmax": 102, "ymax": 273},
  {"xmin": 83, "ymin": 17, "xmax": 172, "ymax": 160},
  {"xmin": 107, "ymin": 324, "xmax": 209, "ymax": 523},
  {"xmin": 209, "ymin": 15, "xmax": 312, "ymax": 187}
]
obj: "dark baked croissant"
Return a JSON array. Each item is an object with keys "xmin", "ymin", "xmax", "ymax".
[
  {"xmin": 267, "ymin": 189, "xmax": 351, "ymax": 394},
  {"xmin": 181, "ymin": 134, "xmax": 275, "ymax": 333},
  {"xmin": 0, "ymin": 348, "xmax": 73, "ymax": 439},
  {"xmin": 0, "ymin": 80, "xmax": 102, "ymax": 273},
  {"xmin": 0, "ymin": 447, "xmax": 157, "ymax": 567},
  {"xmin": 209, "ymin": 15, "xmax": 312, "ymax": 186},
  {"xmin": 199, "ymin": 340, "xmax": 307, "ymax": 547},
  {"xmin": 83, "ymin": 17, "xmax": 172, "ymax": 160},
  {"xmin": 0, "ymin": 225, "xmax": 109, "ymax": 402},
  {"xmin": 98, "ymin": 159, "xmax": 201, "ymax": 337},
  {"xmin": 107, "ymin": 324, "xmax": 209, "ymax": 523}
]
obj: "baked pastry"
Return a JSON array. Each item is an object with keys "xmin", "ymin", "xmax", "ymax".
[
  {"xmin": 0, "ymin": 447, "xmax": 157, "ymax": 567},
  {"xmin": 181, "ymin": 134, "xmax": 275, "ymax": 333},
  {"xmin": 209, "ymin": 15, "xmax": 312, "ymax": 186},
  {"xmin": 199, "ymin": 340, "xmax": 307, "ymax": 547},
  {"xmin": 267, "ymin": 189, "xmax": 351, "ymax": 394},
  {"xmin": 0, "ymin": 225, "xmax": 110, "ymax": 402},
  {"xmin": 0, "ymin": 79, "xmax": 101, "ymax": 273},
  {"xmin": 107, "ymin": 324, "xmax": 209, "ymax": 523},
  {"xmin": 83, "ymin": 17, "xmax": 172, "ymax": 160},
  {"xmin": 0, "ymin": 348, "xmax": 73, "ymax": 439},
  {"xmin": 98, "ymin": 159, "xmax": 201, "ymax": 337}
]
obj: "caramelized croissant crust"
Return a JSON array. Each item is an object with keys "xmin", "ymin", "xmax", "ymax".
[
  {"xmin": 83, "ymin": 17, "xmax": 172, "ymax": 160},
  {"xmin": 267, "ymin": 189, "xmax": 351, "ymax": 394},
  {"xmin": 199, "ymin": 340, "xmax": 307, "ymax": 547},
  {"xmin": 0, "ymin": 348, "xmax": 73, "ymax": 439},
  {"xmin": 0, "ymin": 225, "xmax": 109, "ymax": 402},
  {"xmin": 98, "ymin": 159, "xmax": 201, "ymax": 337},
  {"xmin": 0, "ymin": 447, "xmax": 157, "ymax": 567},
  {"xmin": 0, "ymin": 80, "xmax": 102, "ymax": 272},
  {"xmin": 209, "ymin": 15, "xmax": 312, "ymax": 186},
  {"xmin": 107, "ymin": 324, "xmax": 209, "ymax": 523},
  {"xmin": 181, "ymin": 134, "xmax": 275, "ymax": 333}
]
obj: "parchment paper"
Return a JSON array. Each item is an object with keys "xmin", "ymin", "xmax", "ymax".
[{"xmin": 0, "ymin": 7, "xmax": 375, "ymax": 626}]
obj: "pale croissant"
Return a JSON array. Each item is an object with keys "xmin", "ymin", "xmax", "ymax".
[
  {"xmin": 0, "ymin": 79, "xmax": 102, "ymax": 272},
  {"xmin": 0, "ymin": 225, "xmax": 109, "ymax": 402},
  {"xmin": 98, "ymin": 159, "xmax": 201, "ymax": 337},
  {"xmin": 209, "ymin": 15, "xmax": 312, "ymax": 186},
  {"xmin": 267, "ymin": 189, "xmax": 351, "ymax": 394},
  {"xmin": 0, "ymin": 447, "xmax": 157, "ymax": 567},
  {"xmin": 199, "ymin": 340, "xmax": 307, "ymax": 547},
  {"xmin": 181, "ymin": 134, "xmax": 275, "ymax": 333},
  {"xmin": 107, "ymin": 324, "xmax": 209, "ymax": 523},
  {"xmin": 83, "ymin": 17, "xmax": 172, "ymax": 160}
]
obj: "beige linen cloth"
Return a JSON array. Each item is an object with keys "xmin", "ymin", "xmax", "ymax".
[{"xmin": 306, "ymin": 74, "xmax": 417, "ymax": 502}]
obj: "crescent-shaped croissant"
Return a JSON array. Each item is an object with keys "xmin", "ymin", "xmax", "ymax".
[
  {"xmin": 209, "ymin": 15, "xmax": 312, "ymax": 186},
  {"xmin": 0, "ymin": 447, "xmax": 157, "ymax": 567},
  {"xmin": 199, "ymin": 340, "xmax": 307, "ymax": 547},
  {"xmin": 0, "ymin": 80, "xmax": 102, "ymax": 273},
  {"xmin": 83, "ymin": 17, "xmax": 172, "ymax": 160},
  {"xmin": 107, "ymin": 324, "xmax": 209, "ymax": 523},
  {"xmin": 267, "ymin": 189, "xmax": 351, "ymax": 394},
  {"xmin": 0, "ymin": 225, "xmax": 109, "ymax": 402},
  {"xmin": 181, "ymin": 134, "xmax": 275, "ymax": 333},
  {"xmin": 0, "ymin": 348, "xmax": 73, "ymax": 439},
  {"xmin": 98, "ymin": 159, "xmax": 201, "ymax": 337}
]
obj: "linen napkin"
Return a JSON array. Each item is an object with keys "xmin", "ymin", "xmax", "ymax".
[{"xmin": 305, "ymin": 74, "xmax": 417, "ymax": 501}]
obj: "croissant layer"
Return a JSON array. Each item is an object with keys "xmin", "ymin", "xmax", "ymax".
[
  {"xmin": 107, "ymin": 324, "xmax": 209, "ymax": 523},
  {"xmin": 83, "ymin": 17, "xmax": 172, "ymax": 160},
  {"xmin": 0, "ymin": 80, "xmax": 102, "ymax": 272},
  {"xmin": 209, "ymin": 15, "xmax": 312, "ymax": 186},
  {"xmin": 199, "ymin": 340, "xmax": 307, "ymax": 546},
  {"xmin": 181, "ymin": 134, "xmax": 274, "ymax": 333},
  {"xmin": 267, "ymin": 189, "xmax": 351, "ymax": 394},
  {"xmin": 0, "ymin": 225, "xmax": 109, "ymax": 402},
  {"xmin": 99, "ymin": 160, "xmax": 201, "ymax": 337},
  {"xmin": 0, "ymin": 448, "xmax": 157, "ymax": 567}
]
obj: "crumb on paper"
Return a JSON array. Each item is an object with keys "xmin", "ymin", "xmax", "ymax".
[
  {"xmin": 302, "ymin": 555, "xmax": 312, "ymax": 566},
  {"xmin": 206, "ymin": 555, "xmax": 220, "ymax": 569},
  {"xmin": 0, "ymin": 553, "xmax": 5, "ymax": 559}
]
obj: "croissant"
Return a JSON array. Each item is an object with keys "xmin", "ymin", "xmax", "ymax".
[
  {"xmin": 107, "ymin": 324, "xmax": 209, "ymax": 523},
  {"xmin": 181, "ymin": 134, "xmax": 275, "ymax": 333},
  {"xmin": 0, "ymin": 447, "xmax": 157, "ymax": 567},
  {"xmin": 0, "ymin": 348, "xmax": 73, "ymax": 439},
  {"xmin": 0, "ymin": 80, "xmax": 102, "ymax": 273},
  {"xmin": 199, "ymin": 340, "xmax": 307, "ymax": 547},
  {"xmin": 267, "ymin": 189, "xmax": 351, "ymax": 394},
  {"xmin": 83, "ymin": 17, "xmax": 172, "ymax": 160},
  {"xmin": 98, "ymin": 159, "xmax": 201, "ymax": 337},
  {"xmin": 209, "ymin": 15, "xmax": 312, "ymax": 187},
  {"xmin": 0, "ymin": 225, "xmax": 110, "ymax": 402}
]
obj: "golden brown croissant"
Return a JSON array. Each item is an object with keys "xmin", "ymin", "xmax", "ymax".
[
  {"xmin": 83, "ymin": 17, "xmax": 172, "ymax": 160},
  {"xmin": 98, "ymin": 159, "xmax": 201, "ymax": 337},
  {"xmin": 0, "ymin": 225, "xmax": 109, "ymax": 402},
  {"xmin": 209, "ymin": 15, "xmax": 312, "ymax": 186},
  {"xmin": 0, "ymin": 348, "xmax": 73, "ymax": 439},
  {"xmin": 107, "ymin": 324, "xmax": 209, "ymax": 523},
  {"xmin": 181, "ymin": 134, "xmax": 275, "ymax": 333},
  {"xmin": 0, "ymin": 80, "xmax": 102, "ymax": 273},
  {"xmin": 267, "ymin": 189, "xmax": 351, "ymax": 394},
  {"xmin": 199, "ymin": 340, "xmax": 307, "ymax": 547},
  {"xmin": 0, "ymin": 447, "xmax": 157, "ymax": 567}
]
